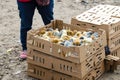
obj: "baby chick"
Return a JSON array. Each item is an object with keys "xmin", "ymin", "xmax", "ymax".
[
  {"xmin": 73, "ymin": 38, "xmax": 81, "ymax": 46},
  {"xmin": 51, "ymin": 38, "xmax": 60, "ymax": 44}
]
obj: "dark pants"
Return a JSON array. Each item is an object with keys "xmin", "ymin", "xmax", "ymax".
[{"xmin": 17, "ymin": 0, "xmax": 54, "ymax": 50}]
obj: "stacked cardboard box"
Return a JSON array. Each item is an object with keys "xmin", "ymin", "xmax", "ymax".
[
  {"xmin": 71, "ymin": 5, "xmax": 120, "ymax": 55},
  {"xmin": 27, "ymin": 20, "xmax": 106, "ymax": 80},
  {"xmin": 111, "ymin": 48, "xmax": 120, "ymax": 58}
]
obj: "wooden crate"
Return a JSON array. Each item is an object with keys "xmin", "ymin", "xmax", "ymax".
[{"xmin": 27, "ymin": 20, "xmax": 106, "ymax": 63}]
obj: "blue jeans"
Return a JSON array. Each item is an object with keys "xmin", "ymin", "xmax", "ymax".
[{"xmin": 17, "ymin": 0, "xmax": 54, "ymax": 50}]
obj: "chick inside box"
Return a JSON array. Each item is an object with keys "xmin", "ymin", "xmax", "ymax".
[{"xmin": 27, "ymin": 20, "xmax": 107, "ymax": 63}]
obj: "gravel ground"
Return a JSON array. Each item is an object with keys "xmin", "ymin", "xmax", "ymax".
[{"xmin": 0, "ymin": 0, "xmax": 120, "ymax": 80}]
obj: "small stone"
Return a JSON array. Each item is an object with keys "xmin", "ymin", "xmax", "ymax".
[{"xmin": 0, "ymin": 63, "xmax": 4, "ymax": 66}]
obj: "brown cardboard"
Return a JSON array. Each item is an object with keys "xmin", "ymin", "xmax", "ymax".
[
  {"xmin": 27, "ymin": 62, "xmax": 105, "ymax": 80},
  {"xmin": 28, "ymin": 63, "xmax": 96, "ymax": 80},
  {"xmin": 27, "ymin": 46, "xmax": 105, "ymax": 79},
  {"xmin": 27, "ymin": 63, "xmax": 53, "ymax": 80},
  {"xmin": 108, "ymin": 34, "xmax": 120, "ymax": 52},
  {"xmin": 71, "ymin": 17, "xmax": 120, "ymax": 40},
  {"xmin": 27, "ymin": 49, "xmax": 53, "ymax": 69},
  {"xmin": 52, "ymin": 54, "xmax": 94, "ymax": 78},
  {"xmin": 27, "ymin": 63, "xmax": 80, "ymax": 80},
  {"xmin": 111, "ymin": 47, "xmax": 120, "ymax": 58},
  {"xmin": 27, "ymin": 35, "xmax": 52, "ymax": 54},
  {"xmin": 86, "ymin": 5, "xmax": 120, "ymax": 18},
  {"xmin": 71, "ymin": 15, "xmax": 120, "ymax": 52},
  {"xmin": 94, "ymin": 48, "xmax": 105, "ymax": 66},
  {"xmin": 27, "ymin": 20, "xmax": 107, "ymax": 63},
  {"xmin": 94, "ymin": 61, "xmax": 105, "ymax": 80},
  {"xmin": 27, "ymin": 48, "xmax": 94, "ymax": 78}
]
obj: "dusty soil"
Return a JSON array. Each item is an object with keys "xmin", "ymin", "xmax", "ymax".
[{"xmin": 0, "ymin": 0, "xmax": 120, "ymax": 80}]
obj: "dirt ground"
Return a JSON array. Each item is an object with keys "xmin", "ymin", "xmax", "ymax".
[{"xmin": 0, "ymin": 0, "xmax": 120, "ymax": 80}]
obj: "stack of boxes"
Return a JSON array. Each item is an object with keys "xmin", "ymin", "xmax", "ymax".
[
  {"xmin": 27, "ymin": 20, "xmax": 107, "ymax": 80},
  {"xmin": 71, "ymin": 5, "xmax": 120, "ymax": 58}
]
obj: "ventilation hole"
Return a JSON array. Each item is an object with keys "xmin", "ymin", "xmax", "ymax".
[
  {"xmin": 116, "ymin": 9, "xmax": 119, "ymax": 11},
  {"xmin": 37, "ymin": 70, "xmax": 39, "ymax": 75},
  {"xmin": 67, "ymin": 65, "xmax": 69, "ymax": 71},
  {"xmin": 70, "ymin": 67, "xmax": 72, "ymax": 72},
  {"xmin": 34, "ymin": 68, "xmax": 36, "ymax": 74},
  {"xmin": 63, "ymin": 65, "xmax": 65, "ymax": 70},
  {"xmin": 83, "ymin": 14, "xmax": 86, "ymax": 16},
  {"xmin": 51, "ymin": 77, "xmax": 54, "ymax": 80},
  {"xmin": 42, "ymin": 44, "xmax": 44, "ymax": 49},
  {"xmin": 39, "ymin": 43, "xmax": 41, "ymax": 47},
  {"xmin": 39, "ymin": 57, "xmax": 41, "ymax": 62},
  {"xmin": 112, "ymin": 12, "xmax": 115, "ymax": 14},
  {"xmin": 43, "ymin": 58, "xmax": 45, "ymax": 64},
  {"xmin": 43, "ymin": 72, "xmax": 45, "ymax": 76},
  {"xmin": 108, "ymin": 22, "xmax": 111, "ymax": 24},
  {"xmin": 40, "ymin": 71, "xmax": 42, "ymax": 76},
  {"xmin": 77, "ymin": 24, "xmax": 81, "ymax": 26},
  {"xmin": 105, "ymin": 20, "xmax": 108, "ymax": 22},
  {"xmin": 83, "ymin": 24, "xmax": 86, "ymax": 26},
  {"xmin": 112, "ymin": 19, "xmax": 115, "ymax": 22}
]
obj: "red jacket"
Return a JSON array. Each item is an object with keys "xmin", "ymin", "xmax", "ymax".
[{"xmin": 18, "ymin": 0, "xmax": 31, "ymax": 2}]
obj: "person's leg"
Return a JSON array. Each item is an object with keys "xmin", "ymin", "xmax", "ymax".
[
  {"xmin": 17, "ymin": 1, "xmax": 36, "ymax": 51},
  {"xmin": 37, "ymin": 0, "xmax": 54, "ymax": 25}
]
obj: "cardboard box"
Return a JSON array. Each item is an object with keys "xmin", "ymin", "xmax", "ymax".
[
  {"xmin": 108, "ymin": 34, "xmax": 120, "ymax": 52},
  {"xmin": 27, "ymin": 48, "xmax": 94, "ymax": 78},
  {"xmin": 52, "ymin": 53, "xmax": 94, "ymax": 78},
  {"xmin": 27, "ymin": 20, "xmax": 107, "ymax": 63},
  {"xmin": 94, "ymin": 48, "xmax": 105, "ymax": 66},
  {"xmin": 87, "ymin": 5, "xmax": 120, "ymax": 18},
  {"xmin": 52, "ymin": 48, "xmax": 105, "ymax": 78},
  {"xmin": 71, "ymin": 12, "xmax": 120, "ymax": 40},
  {"xmin": 28, "ymin": 63, "xmax": 53, "ymax": 80},
  {"xmin": 71, "ymin": 4, "xmax": 120, "ymax": 40},
  {"xmin": 27, "ymin": 62, "xmax": 104, "ymax": 80},
  {"xmin": 111, "ymin": 47, "xmax": 120, "ymax": 58},
  {"xmin": 27, "ymin": 49, "xmax": 53, "ymax": 69},
  {"xmin": 27, "ymin": 47, "xmax": 105, "ymax": 79},
  {"xmin": 94, "ymin": 61, "xmax": 105, "ymax": 80},
  {"xmin": 71, "ymin": 5, "xmax": 120, "ymax": 39},
  {"xmin": 27, "ymin": 63, "xmax": 94, "ymax": 80}
]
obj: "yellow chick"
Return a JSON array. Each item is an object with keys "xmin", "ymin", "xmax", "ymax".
[
  {"xmin": 75, "ymin": 31, "xmax": 83, "ymax": 38},
  {"xmin": 73, "ymin": 38, "xmax": 81, "ymax": 46},
  {"xmin": 67, "ymin": 30, "xmax": 74, "ymax": 36},
  {"xmin": 51, "ymin": 38, "xmax": 60, "ymax": 44}
]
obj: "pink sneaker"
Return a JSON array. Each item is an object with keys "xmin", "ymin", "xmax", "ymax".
[{"xmin": 20, "ymin": 50, "xmax": 27, "ymax": 60}]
